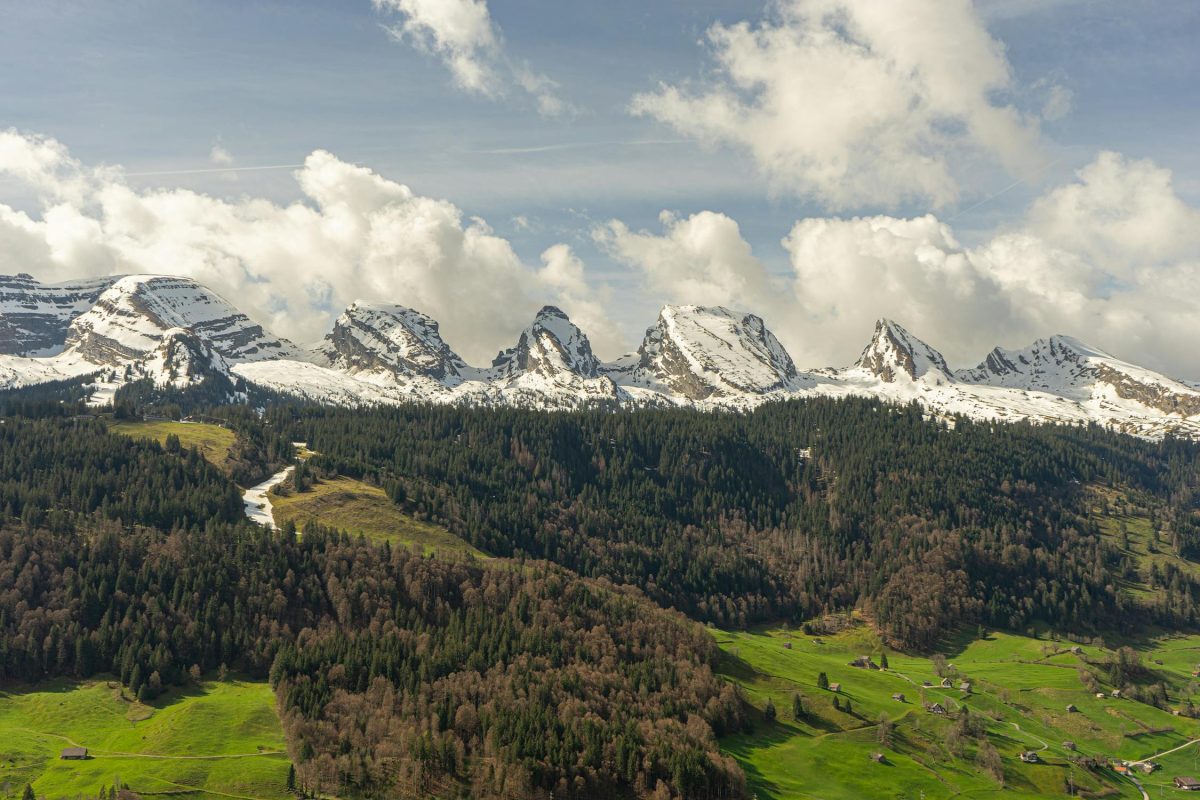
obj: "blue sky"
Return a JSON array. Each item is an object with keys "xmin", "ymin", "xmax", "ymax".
[{"xmin": 1, "ymin": 0, "xmax": 1199, "ymax": 376}]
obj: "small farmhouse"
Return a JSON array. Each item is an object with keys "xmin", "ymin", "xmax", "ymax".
[
  {"xmin": 892, "ymin": 693, "xmax": 905, "ymax": 702},
  {"xmin": 60, "ymin": 747, "xmax": 89, "ymax": 760},
  {"xmin": 926, "ymin": 702, "xmax": 947, "ymax": 715},
  {"xmin": 1019, "ymin": 751, "xmax": 1040, "ymax": 764},
  {"xmin": 1175, "ymin": 776, "xmax": 1200, "ymax": 791},
  {"xmin": 1065, "ymin": 704, "xmax": 1078, "ymax": 713},
  {"xmin": 828, "ymin": 683, "xmax": 841, "ymax": 693}
]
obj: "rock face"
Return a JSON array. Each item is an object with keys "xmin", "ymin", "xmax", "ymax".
[
  {"xmin": 855, "ymin": 319, "xmax": 952, "ymax": 384},
  {"xmin": 612, "ymin": 305, "xmax": 801, "ymax": 401},
  {"xmin": 0, "ymin": 273, "xmax": 119, "ymax": 355},
  {"xmin": 489, "ymin": 306, "xmax": 602, "ymax": 382},
  {"xmin": 64, "ymin": 275, "xmax": 301, "ymax": 366},
  {"xmin": 956, "ymin": 335, "xmax": 1200, "ymax": 417},
  {"xmin": 317, "ymin": 302, "xmax": 468, "ymax": 382}
]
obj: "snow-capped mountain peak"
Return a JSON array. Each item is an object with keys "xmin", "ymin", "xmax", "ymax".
[
  {"xmin": 957, "ymin": 334, "xmax": 1200, "ymax": 417},
  {"xmin": 64, "ymin": 275, "xmax": 301, "ymax": 366},
  {"xmin": 317, "ymin": 301, "xmax": 468, "ymax": 382},
  {"xmin": 489, "ymin": 305, "xmax": 601, "ymax": 381},
  {"xmin": 614, "ymin": 305, "xmax": 802, "ymax": 401},
  {"xmin": 854, "ymin": 318, "xmax": 952, "ymax": 384}
]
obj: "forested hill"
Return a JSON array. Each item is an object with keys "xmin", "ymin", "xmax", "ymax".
[
  {"xmin": 272, "ymin": 398, "xmax": 1200, "ymax": 648},
  {"xmin": 3, "ymin": 392, "xmax": 1200, "ymax": 799},
  {"xmin": 0, "ymin": 406, "xmax": 747, "ymax": 799}
]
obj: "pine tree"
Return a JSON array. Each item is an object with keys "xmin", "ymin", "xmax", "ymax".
[
  {"xmin": 792, "ymin": 693, "xmax": 804, "ymax": 720},
  {"xmin": 880, "ymin": 652, "xmax": 889, "ymax": 670},
  {"xmin": 763, "ymin": 698, "xmax": 776, "ymax": 722},
  {"xmin": 287, "ymin": 764, "xmax": 296, "ymax": 792},
  {"xmin": 23, "ymin": 785, "xmax": 35, "ymax": 800},
  {"xmin": 817, "ymin": 671, "xmax": 829, "ymax": 690}
]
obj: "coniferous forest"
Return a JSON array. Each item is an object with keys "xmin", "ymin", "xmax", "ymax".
[{"xmin": 2, "ymin": 388, "xmax": 1200, "ymax": 798}]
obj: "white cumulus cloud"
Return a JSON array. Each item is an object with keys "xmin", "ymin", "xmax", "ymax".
[
  {"xmin": 0, "ymin": 129, "xmax": 620, "ymax": 364},
  {"xmin": 631, "ymin": 0, "xmax": 1047, "ymax": 209},
  {"xmin": 373, "ymin": 0, "xmax": 566, "ymax": 115}
]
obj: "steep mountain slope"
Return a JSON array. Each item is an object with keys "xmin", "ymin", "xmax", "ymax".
[
  {"xmin": 65, "ymin": 275, "xmax": 301, "ymax": 365},
  {"xmin": 316, "ymin": 301, "xmax": 468, "ymax": 382},
  {"xmin": 850, "ymin": 318, "xmax": 953, "ymax": 385},
  {"xmin": 488, "ymin": 306, "xmax": 602, "ymax": 382},
  {"xmin": 609, "ymin": 305, "xmax": 806, "ymax": 403},
  {"xmin": 478, "ymin": 306, "xmax": 621, "ymax": 406},
  {"xmin": 957, "ymin": 335, "xmax": 1200, "ymax": 417},
  {"xmin": 0, "ymin": 273, "xmax": 119, "ymax": 355}
]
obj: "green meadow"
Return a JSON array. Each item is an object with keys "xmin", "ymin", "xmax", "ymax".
[
  {"xmin": 0, "ymin": 678, "xmax": 291, "ymax": 800},
  {"xmin": 714, "ymin": 623, "xmax": 1200, "ymax": 799},
  {"xmin": 271, "ymin": 475, "xmax": 487, "ymax": 558},
  {"xmin": 107, "ymin": 419, "xmax": 237, "ymax": 475}
]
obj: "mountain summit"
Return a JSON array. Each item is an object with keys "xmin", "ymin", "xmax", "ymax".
[
  {"xmin": 317, "ymin": 302, "xmax": 468, "ymax": 382},
  {"xmin": 854, "ymin": 319, "xmax": 952, "ymax": 384},
  {"xmin": 614, "ymin": 305, "xmax": 802, "ymax": 401},
  {"xmin": 489, "ymin": 306, "xmax": 602, "ymax": 382}
]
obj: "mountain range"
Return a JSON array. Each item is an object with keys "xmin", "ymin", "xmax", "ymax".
[{"xmin": 1, "ymin": 272, "xmax": 1198, "ymax": 439}]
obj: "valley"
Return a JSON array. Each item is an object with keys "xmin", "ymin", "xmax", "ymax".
[{"xmin": 715, "ymin": 623, "xmax": 1200, "ymax": 799}]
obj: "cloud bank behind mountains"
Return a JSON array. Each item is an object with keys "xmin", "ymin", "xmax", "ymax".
[
  {"xmin": 599, "ymin": 151, "xmax": 1200, "ymax": 379},
  {"xmin": 0, "ymin": 129, "xmax": 613, "ymax": 364},
  {"xmin": 2, "ymin": 130, "xmax": 1198, "ymax": 380}
]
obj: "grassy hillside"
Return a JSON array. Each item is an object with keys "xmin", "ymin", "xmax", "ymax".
[
  {"xmin": 107, "ymin": 419, "xmax": 236, "ymax": 474},
  {"xmin": 0, "ymin": 678, "xmax": 290, "ymax": 800},
  {"xmin": 271, "ymin": 475, "xmax": 487, "ymax": 558},
  {"xmin": 715, "ymin": 623, "xmax": 1200, "ymax": 799}
]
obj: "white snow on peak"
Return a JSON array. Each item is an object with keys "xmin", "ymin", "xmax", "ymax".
[
  {"xmin": 3, "ymin": 273, "xmax": 1200, "ymax": 438},
  {"xmin": 317, "ymin": 301, "xmax": 468, "ymax": 382},
  {"xmin": 852, "ymin": 318, "xmax": 952, "ymax": 385},
  {"xmin": 956, "ymin": 334, "xmax": 1200, "ymax": 415},
  {"xmin": 64, "ymin": 274, "xmax": 302, "ymax": 365},
  {"xmin": 609, "ymin": 305, "xmax": 804, "ymax": 403},
  {"xmin": 489, "ymin": 306, "xmax": 602, "ymax": 381}
]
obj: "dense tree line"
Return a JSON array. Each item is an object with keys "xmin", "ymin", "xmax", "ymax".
[
  {"xmin": 267, "ymin": 398, "xmax": 1200, "ymax": 647},
  {"xmin": 0, "ymin": 413, "xmax": 243, "ymax": 531}
]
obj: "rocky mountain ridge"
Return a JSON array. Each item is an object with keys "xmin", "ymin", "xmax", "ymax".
[{"xmin": 1, "ymin": 272, "xmax": 1198, "ymax": 439}]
